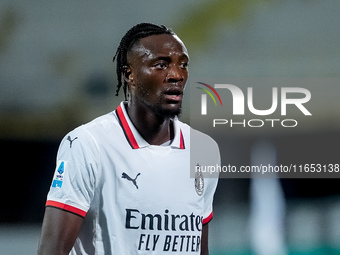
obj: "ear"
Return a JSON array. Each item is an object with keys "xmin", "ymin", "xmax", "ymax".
[{"xmin": 123, "ymin": 66, "xmax": 134, "ymax": 86}]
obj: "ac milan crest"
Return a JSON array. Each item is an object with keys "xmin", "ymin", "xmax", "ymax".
[{"xmin": 194, "ymin": 164, "xmax": 204, "ymax": 196}]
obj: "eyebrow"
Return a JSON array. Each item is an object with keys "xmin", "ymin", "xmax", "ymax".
[
  {"xmin": 155, "ymin": 56, "xmax": 171, "ymax": 62},
  {"xmin": 154, "ymin": 54, "xmax": 189, "ymax": 62}
]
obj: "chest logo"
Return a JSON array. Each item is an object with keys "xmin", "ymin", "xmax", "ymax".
[
  {"xmin": 195, "ymin": 164, "xmax": 204, "ymax": 196},
  {"xmin": 122, "ymin": 172, "xmax": 141, "ymax": 189}
]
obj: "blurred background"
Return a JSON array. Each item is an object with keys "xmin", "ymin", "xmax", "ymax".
[{"xmin": 1, "ymin": 0, "xmax": 340, "ymax": 254}]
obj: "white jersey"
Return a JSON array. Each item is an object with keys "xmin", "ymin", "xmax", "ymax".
[{"xmin": 46, "ymin": 101, "xmax": 220, "ymax": 254}]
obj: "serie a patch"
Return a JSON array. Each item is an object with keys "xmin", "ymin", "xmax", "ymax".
[{"xmin": 52, "ymin": 161, "xmax": 67, "ymax": 188}]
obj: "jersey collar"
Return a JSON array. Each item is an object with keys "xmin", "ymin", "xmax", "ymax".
[{"xmin": 115, "ymin": 102, "xmax": 185, "ymax": 150}]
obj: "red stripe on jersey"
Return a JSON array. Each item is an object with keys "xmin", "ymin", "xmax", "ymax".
[
  {"xmin": 46, "ymin": 200, "xmax": 87, "ymax": 218},
  {"xmin": 116, "ymin": 105, "xmax": 140, "ymax": 149},
  {"xmin": 203, "ymin": 212, "xmax": 213, "ymax": 225},
  {"xmin": 180, "ymin": 130, "xmax": 185, "ymax": 149}
]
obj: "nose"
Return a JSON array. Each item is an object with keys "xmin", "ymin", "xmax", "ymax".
[{"xmin": 166, "ymin": 65, "xmax": 185, "ymax": 84}]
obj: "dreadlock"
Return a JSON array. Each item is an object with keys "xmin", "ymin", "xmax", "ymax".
[{"xmin": 112, "ymin": 23, "xmax": 174, "ymax": 100}]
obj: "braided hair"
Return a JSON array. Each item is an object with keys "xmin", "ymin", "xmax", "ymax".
[{"xmin": 112, "ymin": 23, "xmax": 174, "ymax": 100}]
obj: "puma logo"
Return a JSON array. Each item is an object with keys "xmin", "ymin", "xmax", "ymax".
[
  {"xmin": 122, "ymin": 172, "xmax": 141, "ymax": 189},
  {"xmin": 67, "ymin": 136, "xmax": 78, "ymax": 148}
]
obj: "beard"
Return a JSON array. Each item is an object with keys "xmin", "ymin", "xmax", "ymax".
[
  {"xmin": 149, "ymin": 100, "xmax": 182, "ymax": 119},
  {"xmin": 136, "ymin": 86, "xmax": 184, "ymax": 119},
  {"xmin": 134, "ymin": 81, "xmax": 183, "ymax": 119}
]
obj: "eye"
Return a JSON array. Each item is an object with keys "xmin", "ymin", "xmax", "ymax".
[
  {"xmin": 154, "ymin": 62, "xmax": 168, "ymax": 69},
  {"xmin": 181, "ymin": 62, "xmax": 189, "ymax": 69}
]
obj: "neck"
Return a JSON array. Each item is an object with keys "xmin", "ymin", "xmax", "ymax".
[{"xmin": 125, "ymin": 102, "xmax": 173, "ymax": 145}]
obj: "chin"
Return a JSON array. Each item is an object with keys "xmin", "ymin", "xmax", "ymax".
[
  {"xmin": 153, "ymin": 103, "xmax": 182, "ymax": 119},
  {"xmin": 160, "ymin": 107, "xmax": 182, "ymax": 119}
]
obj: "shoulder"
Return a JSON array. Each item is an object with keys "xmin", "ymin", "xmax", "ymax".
[
  {"xmin": 189, "ymin": 127, "xmax": 220, "ymax": 165},
  {"xmin": 59, "ymin": 111, "xmax": 117, "ymax": 152},
  {"xmin": 80, "ymin": 111, "xmax": 117, "ymax": 134},
  {"xmin": 177, "ymin": 120, "xmax": 219, "ymax": 153},
  {"xmin": 177, "ymin": 121, "xmax": 220, "ymax": 179},
  {"xmin": 190, "ymin": 127, "xmax": 218, "ymax": 149},
  {"xmin": 72, "ymin": 111, "xmax": 117, "ymax": 138}
]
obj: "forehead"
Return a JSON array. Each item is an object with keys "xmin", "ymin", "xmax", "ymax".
[{"xmin": 128, "ymin": 34, "xmax": 189, "ymax": 62}]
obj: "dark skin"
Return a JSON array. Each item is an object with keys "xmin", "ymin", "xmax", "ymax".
[
  {"xmin": 38, "ymin": 207, "xmax": 83, "ymax": 255},
  {"xmin": 124, "ymin": 33, "xmax": 189, "ymax": 145},
  {"xmin": 38, "ymin": 34, "xmax": 210, "ymax": 255},
  {"xmin": 38, "ymin": 208, "xmax": 209, "ymax": 255}
]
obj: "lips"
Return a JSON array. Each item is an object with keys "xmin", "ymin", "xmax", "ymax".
[{"xmin": 163, "ymin": 88, "xmax": 183, "ymax": 102}]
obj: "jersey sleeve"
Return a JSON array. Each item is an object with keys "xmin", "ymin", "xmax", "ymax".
[
  {"xmin": 202, "ymin": 180, "xmax": 219, "ymax": 224},
  {"xmin": 202, "ymin": 138, "xmax": 220, "ymax": 225},
  {"xmin": 46, "ymin": 127, "xmax": 100, "ymax": 217}
]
